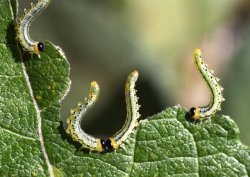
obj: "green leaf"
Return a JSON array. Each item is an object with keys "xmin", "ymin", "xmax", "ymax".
[
  {"xmin": 0, "ymin": 0, "xmax": 70, "ymax": 176},
  {"xmin": 44, "ymin": 106, "xmax": 250, "ymax": 177},
  {"xmin": 1, "ymin": 0, "xmax": 250, "ymax": 176}
]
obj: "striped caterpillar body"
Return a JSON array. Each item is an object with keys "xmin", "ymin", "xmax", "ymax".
[
  {"xmin": 66, "ymin": 81, "xmax": 103, "ymax": 152},
  {"xmin": 189, "ymin": 48, "xmax": 225, "ymax": 121},
  {"xmin": 16, "ymin": 0, "xmax": 51, "ymax": 58},
  {"xmin": 103, "ymin": 70, "xmax": 140, "ymax": 150},
  {"xmin": 66, "ymin": 71, "xmax": 140, "ymax": 152}
]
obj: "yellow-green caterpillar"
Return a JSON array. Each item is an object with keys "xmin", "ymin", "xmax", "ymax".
[
  {"xmin": 66, "ymin": 71, "xmax": 140, "ymax": 152},
  {"xmin": 16, "ymin": 0, "xmax": 51, "ymax": 58},
  {"xmin": 189, "ymin": 48, "xmax": 225, "ymax": 121}
]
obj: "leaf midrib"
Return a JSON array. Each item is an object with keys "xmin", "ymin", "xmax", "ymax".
[{"xmin": 8, "ymin": 2, "xmax": 55, "ymax": 175}]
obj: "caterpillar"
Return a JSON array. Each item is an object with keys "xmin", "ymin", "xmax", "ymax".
[
  {"xmin": 16, "ymin": 0, "xmax": 51, "ymax": 58},
  {"xmin": 189, "ymin": 48, "xmax": 225, "ymax": 121},
  {"xmin": 66, "ymin": 70, "xmax": 140, "ymax": 152},
  {"xmin": 104, "ymin": 70, "xmax": 140, "ymax": 151},
  {"xmin": 66, "ymin": 81, "xmax": 103, "ymax": 152}
]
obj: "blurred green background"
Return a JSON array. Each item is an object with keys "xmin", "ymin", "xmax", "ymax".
[{"xmin": 19, "ymin": 0, "xmax": 250, "ymax": 145}]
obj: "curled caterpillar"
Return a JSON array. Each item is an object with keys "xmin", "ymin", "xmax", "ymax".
[
  {"xmin": 16, "ymin": 0, "xmax": 51, "ymax": 58},
  {"xmin": 189, "ymin": 48, "xmax": 225, "ymax": 121},
  {"xmin": 66, "ymin": 81, "xmax": 103, "ymax": 152},
  {"xmin": 103, "ymin": 70, "xmax": 140, "ymax": 151},
  {"xmin": 66, "ymin": 71, "xmax": 140, "ymax": 152}
]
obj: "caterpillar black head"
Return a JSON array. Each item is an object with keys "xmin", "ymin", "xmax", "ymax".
[
  {"xmin": 189, "ymin": 107, "xmax": 200, "ymax": 121},
  {"xmin": 100, "ymin": 138, "xmax": 119, "ymax": 151},
  {"xmin": 34, "ymin": 42, "xmax": 44, "ymax": 58}
]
